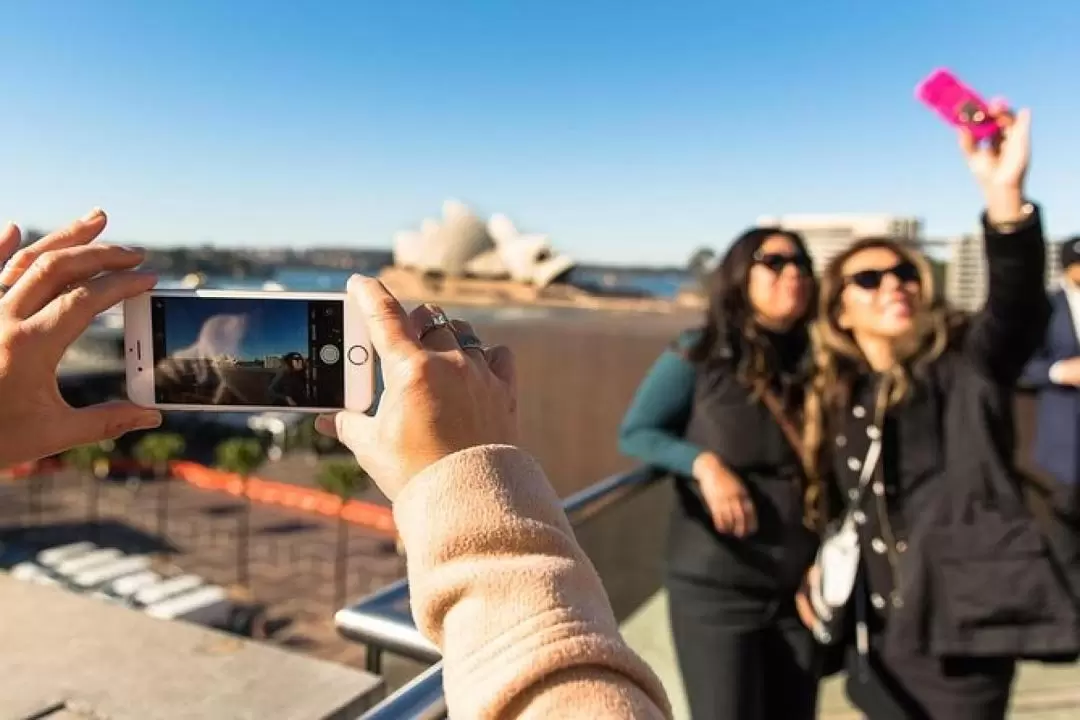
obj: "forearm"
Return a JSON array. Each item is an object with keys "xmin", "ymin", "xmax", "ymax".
[
  {"xmin": 393, "ymin": 445, "xmax": 672, "ymax": 720},
  {"xmin": 619, "ymin": 348, "xmax": 700, "ymax": 477},
  {"xmin": 618, "ymin": 428, "xmax": 702, "ymax": 477},
  {"xmin": 968, "ymin": 201, "xmax": 1050, "ymax": 382}
]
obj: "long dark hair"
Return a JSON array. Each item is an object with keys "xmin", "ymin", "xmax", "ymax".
[{"xmin": 686, "ymin": 227, "xmax": 816, "ymax": 399}]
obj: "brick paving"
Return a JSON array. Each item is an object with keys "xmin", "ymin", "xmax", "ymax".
[{"xmin": 0, "ymin": 469, "xmax": 406, "ymax": 674}]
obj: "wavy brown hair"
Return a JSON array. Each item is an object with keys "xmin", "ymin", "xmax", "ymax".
[
  {"xmin": 686, "ymin": 227, "xmax": 815, "ymax": 406},
  {"xmin": 800, "ymin": 237, "xmax": 967, "ymax": 528}
]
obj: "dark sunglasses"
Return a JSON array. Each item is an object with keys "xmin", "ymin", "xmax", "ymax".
[
  {"xmin": 754, "ymin": 251, "xmax": 812, "ymax": 275},
  {"xmin": 844, "ymin": 261, "xmax": 920, "ymax": 290}
]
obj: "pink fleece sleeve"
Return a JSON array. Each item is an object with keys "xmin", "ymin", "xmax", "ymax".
[{"xmin": 392, "ymin": 445, "xmax": 672, "ymax": 719}]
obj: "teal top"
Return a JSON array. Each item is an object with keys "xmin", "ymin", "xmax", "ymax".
[{"xmin": 617, "ymin": 330, "xmax": 704, "ymax": 477}]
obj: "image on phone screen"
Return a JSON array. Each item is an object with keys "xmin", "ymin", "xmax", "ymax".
[{"xmin": 150, "ymin": 296, "xmax": 345, "ymax": 408}]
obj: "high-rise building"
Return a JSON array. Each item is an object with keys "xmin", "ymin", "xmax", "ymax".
[
  {"xmin": 946, "ymin": 232, "xmax": 1064, "ymax": 312},
  {"xmin": 754, "ymin": 214, "xmax": 922, "ymax": 271}
]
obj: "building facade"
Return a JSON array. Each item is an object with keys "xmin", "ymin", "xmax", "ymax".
[
  {"xmin": 755, "ymin": 213, "xmax": 923, "ymax": 272},
  {"xmin": 946, "ymin": 232, "xmax": 1063, "ymax": 312}
]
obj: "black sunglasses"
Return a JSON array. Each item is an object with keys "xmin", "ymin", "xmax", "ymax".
[
  {"xmin": 754, "ymin": 251, "xmax": 811, "ymax": 275},
  {"xmin": 844, "ymin": 261, "xmax": 920, "ymax": 290}
]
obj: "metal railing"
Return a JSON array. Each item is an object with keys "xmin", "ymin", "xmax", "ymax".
[{"xmin": 337, "ymin": 465, "xmax": 660, "ymax": 719}]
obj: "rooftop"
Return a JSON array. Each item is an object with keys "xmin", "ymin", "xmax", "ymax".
[{"xmin": 0, "ymin": 575, "xmax": 383, "ymax": 719}]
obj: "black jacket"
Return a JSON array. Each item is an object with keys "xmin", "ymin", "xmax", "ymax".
[{"xmin": 831, "ymin": 206, "xmax": 1080, "ymax": 660}]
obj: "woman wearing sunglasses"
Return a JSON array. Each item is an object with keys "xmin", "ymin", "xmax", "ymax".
[
  {"xmin": 620, "ymin": 227, "xmax": 821, "ymax": 718},
  {"xmin": 798, "ymin": 105, "xmax": 1080, "ymax": 718}
]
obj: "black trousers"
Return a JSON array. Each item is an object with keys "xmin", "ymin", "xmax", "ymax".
[{"xmin": 666, "ymin": 572, "xmax": 819, "ymax": 720}]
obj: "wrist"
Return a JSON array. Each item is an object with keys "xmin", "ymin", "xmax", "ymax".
[
  {"xmin": 692, "ymin": 452, "xmax": 724, "ymax": 483},
  {"xmin": 982, "ymin": 183, "xmax": 1026, "ymax": 225}
]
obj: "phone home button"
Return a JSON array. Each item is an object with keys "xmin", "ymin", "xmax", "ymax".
[{"xmin": 347, "ymin": 345, "xmax": 370, "ymax": 366}]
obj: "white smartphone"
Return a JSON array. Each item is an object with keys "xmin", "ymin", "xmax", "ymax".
[{"xmin": 123, "ymin": 289, "xmax": 375, "ymax": 413}]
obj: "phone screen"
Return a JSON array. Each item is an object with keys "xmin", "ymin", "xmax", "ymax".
[{"xmin": 150, "ymin": 295, "xmax": 345, "ymax": 408}]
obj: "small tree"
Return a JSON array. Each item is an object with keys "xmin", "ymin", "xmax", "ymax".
[
  {"xmin": 317, "ymin": 460, "xmax": 371, "ymax": 608},
  {"xmin": 687, "ymin": 246, "xmax": 716, "ymax": 288},
  {"xmin": 215, "ymin": 438, "xmax": 265, "ymax": 586},
  {"xmin": 132, "ymin": 433, "xmax": 186, "ymax": 541},
  {"xmin": 63, "ymin": 440, "xmax": 115, "ymax": 539}
]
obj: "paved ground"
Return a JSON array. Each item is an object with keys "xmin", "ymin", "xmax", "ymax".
[
  {"xmin": 0, "ymin": 470, "xmax": 406, "ymax": 675},
  {"xmin": 621, "ymin": 589, "xmax": 1080, "ymax": 720}
]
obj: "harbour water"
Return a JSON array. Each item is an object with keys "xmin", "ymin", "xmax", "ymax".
[{"xmin": 164, "ymin": 267, "xmax": 690, "ymax": 299}]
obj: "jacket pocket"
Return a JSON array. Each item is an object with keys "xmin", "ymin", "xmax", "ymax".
[{"xmin": 929, "ymin": 517, "xmax": 1063, "ymax": 632}]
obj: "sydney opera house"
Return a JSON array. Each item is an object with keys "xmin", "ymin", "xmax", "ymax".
[{"xmin": 382, "ymin": 199, "xmax": 702, "ymax": 312}]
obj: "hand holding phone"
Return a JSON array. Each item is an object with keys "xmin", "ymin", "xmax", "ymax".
[
  {"xmin": 124, "ymin": 289, "xmax": 375, "ymax": 413},
  {"xmin": 915, "ymin": 68, "xmax": 1002, "ymax": 142}
]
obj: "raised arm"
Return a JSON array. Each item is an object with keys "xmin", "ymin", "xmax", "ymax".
[
  {"xmin": 959, "ymin": 105, "xmax": 1051, "ymax": 384},
  {"xmin": 964, "ymin": 205, "xmax": 1050, "ymax": 384},
  {"xmin": 618, "ymin": 332, "xmax": 703, "ymax": 477},
  {"xmin": 395, "ymin": 445, "xmax": 672, "ymax": 719}
]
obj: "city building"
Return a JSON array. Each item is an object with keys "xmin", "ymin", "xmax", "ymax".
[
  {"xmin": 946, "ymin": 232, "xmax": 1064, "ymax": 312},
  {"xmin": 755, "ymin": 213, "xmax": 922, "ymax": 271}
]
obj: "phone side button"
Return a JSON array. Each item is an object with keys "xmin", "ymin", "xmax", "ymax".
[{"xmin": 347, "ymin": 345, "xmax": 370, "ymax": 366}]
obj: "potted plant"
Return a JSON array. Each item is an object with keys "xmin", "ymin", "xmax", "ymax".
[
  {"xmin": 214, "ymin": 437, "xmax": 265, "ymax": 586},
  {"xmin": 132, "ymin": 433, "xmax": 186, "ymax": 542},
  {"xmin": 316, "ymin": 460, "xmax": 371, "ymax": 608}
]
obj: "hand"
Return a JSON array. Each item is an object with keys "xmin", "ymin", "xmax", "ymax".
[
  {"xmin": 795, "ymin": 565, "xmax": 820, "ymax": 630},
  {"xmin": 693, "ymin": 452, "xmax": 757, "ymax": 537},
  {"xmin": 0, "ymin": 210, "xmax": 162, "ymax": 467},
  {"xmin": 1052, "ymin": 357, "xmax": 1080, "ymax": 387},
  {"xmin": 959, "ymin": 101, "xmax": 1031, "ymax": 223},
  {"xmin": 315, "ymin": 276, "xmax": 518, "ymax": 501}
]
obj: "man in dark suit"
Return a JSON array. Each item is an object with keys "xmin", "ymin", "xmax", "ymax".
[{"xmin": 1021, "ymin": 236, "xmax": 1080, "ymax": 516}]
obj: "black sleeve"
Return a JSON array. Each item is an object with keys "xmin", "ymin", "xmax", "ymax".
[{"xmin": 964, "ymin": 205, "xmax": 1052, "ymax": 385}]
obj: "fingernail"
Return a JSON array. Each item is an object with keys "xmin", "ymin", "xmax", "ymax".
[
  {"xmin": 314, "ymin": 415, "xmax": 336, "ymax": 437},
  {"xmin": 82, "ymin": 207, "xmax": 105, "ymax": 222}
]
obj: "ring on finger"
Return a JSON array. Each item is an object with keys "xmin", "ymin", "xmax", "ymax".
[
  {"xmin": 0, "ymin": 280, "xmax": 10, "ymax": 297},
  {"xmin": 457, "ymin": 332, "xmax": 487, "ymax": 352},
  {"xmin": 417, "ymin": 309, "xmax": 452, "ymax": 342}
]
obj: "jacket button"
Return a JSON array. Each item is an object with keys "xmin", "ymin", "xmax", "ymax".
[
  {"xmin": 853, "ymin": 406, "xmax": 867, "ymax": 418},
  {"xmin": 866, "ymin": 425, "xmax": 881, "ymax": 440},
  {"xmin": 836, "ymin": 435, "xmax": 848, "ymax": 447},
  {"xmin": 871, "ymin": 538, "xmax": 887, "ymax": 553},
  {"xmin": 872, "ymin": 481, "xmax": 884, "ymax": 496},
  {"xmin": 848, "ymin": 457, "xmax": 862, "ymax": 471},
  {"xmin": 871, "ymin": 593, "xmax": 886, "ymax": 609},
  {"xmin": 892, "ymin": 594, "xmax": 904, "ymax": 609},
  {"xmin": 848, "ymin": 488, "xmax": 859, "ymax": 501},
  {"xmin": 853, "ymin": 510, "xmax": 866, "ymax": 525},
  {"xmin": 896, "ymin": 540, "xmax": 908, "ymax": 553}
]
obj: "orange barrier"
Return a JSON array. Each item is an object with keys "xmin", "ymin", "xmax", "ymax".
[
  {"xmin": 1, "ymin": 459, "xmax": 61, "ymax": 480},
  {"xmin": 1, "ymin": 457, "xmax": 396, "ymax": 536},
  {"xmin": 169, "ymin": 461, "xmax": 396, "ymax": 535},
  {"xmin": 0, "ymin": 461, "xmax": 40, "ymax": 481}
]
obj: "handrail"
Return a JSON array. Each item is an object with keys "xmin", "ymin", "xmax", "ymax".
[
  {"xmin": 339, "ymin": 465, "xmax": 660, "ymax": 719},
  {"xmin": 360, "ymin": 662, "xmax": 447, "ymax": 720}
]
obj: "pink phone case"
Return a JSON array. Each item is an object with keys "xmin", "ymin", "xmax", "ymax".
[{"xmin": 915, "ymin": 68, "xmax": 1000, "ymax": 141}]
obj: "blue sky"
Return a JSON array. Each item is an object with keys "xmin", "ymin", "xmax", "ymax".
[
  {"xmin": 1, "ymin": 1, "xmax": 1076, "ymax": 265},
  {"xmin": 163, "ymin": 297, "xmax": 308, "ymax": 360}
]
